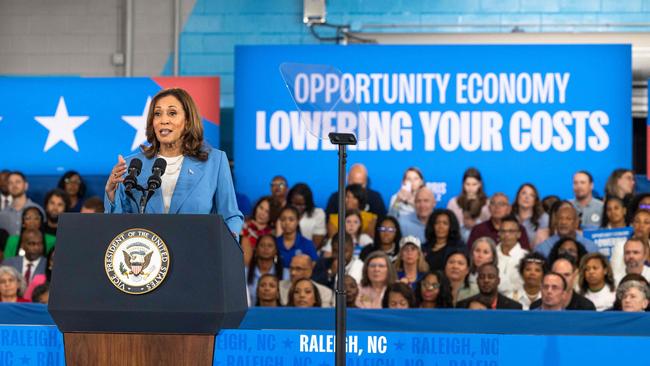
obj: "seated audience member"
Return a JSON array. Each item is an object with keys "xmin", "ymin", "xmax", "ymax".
[
  {"xmin": 604, "ymin": 168, "xmax": 635, "ymax": 209},
  {"xmin": 356, "ymin": 252, "xmax": 397, "ymax": 309},
  {"xmin": 601, "ymin": 209, "xmax": 647, "ymax": 279},
  {"xmin": 460, "ymin": 199, "xmax": 482, "ymax": 243},
  {"xmin": 512, "ymin": 183, "xmax": 549, "ymax": 246},
  {"xmin": 360, "ymin": 216, "xmax": 401, "ymax": 262},
  {"xmin": 382, "ymin": 282, "xmax": 417, "ymax": 309},
  {"xmin": 344, "ymin": 275, "xmax": 359, "ymax": 308},
  {"xmin": 446, "ymin": 168, "xmax": 490, "ymax": 225},
  {"xmin": 0, "ymin": 229, "xmax": 7, "ymax": 256},
  {"xmin": 328, "ymin": 185, "xmax": 377, "ymax": 239},
  {"xmin": 287, "ymin": 278, "xmax": 322, "ymax": 308},
  {"xmin": 246, "ymin": 234, "xmax": 283, "ymax": 306},
  {"xmin": 627, "ymin": 193, "xmax": 650, "ymax": 225},
  {"xmin": 279, "ymin": 255, "xmax": 333, "ymax": 307},
  {"xmin": 322, "ymin": 210, "xmax": 373, "ymax": 257},
  {"xmin": 287, "ymin": 183, "xmax": 326, "ymax": 249},
  {"xmin": 4, "ymin": 207, "xmax": 55, "ymax": 258},
  {"xmin": 570, "ymin": 170, "xmax": 604, "ymax": 229},
  {"xmin": 578, "ymin": 253, "xmax": 616, "ymax": 311},
  {"xmin": 395, "ymin": 236, "xmax": 429, "ymax": 289},
  {"xmin": 255, "ymin": 274, "xmax": 281, "ymax": 307},
  {"xmin": 23, "ymin": 248, "xmax": 53, "ymax": 302},
  {"xmin": 388, "ymin": 167, "xmax": 425, "ymax": 218},
  {"xmin": 57, "ymin": 171, "xmax": 86, "ymax": 212},
  {"xmin": 422, "ymin": 209, "xmax": 463, "ymax": 272},
  {"xmin": 535, "ymin": 204, "xmax": 598, "ymax": 257},
  {"xmin": 1, "ymin": 171, "xmax": 44, "ymax": 235},
  {"xmin": 0, "ymin": 170, "xmax": 12, "ymax": 211},
  {"xmin": 616, "ymin": 279, "xmax": 650, "ymax": 312},
  {"xmin": 616, "ymin": 238, "xmax": 650, "ymax": 283},
  {"xmin": 469, "ymin": 237, "xmax": 498, "ymax": 286},
  {"xmin": 2, "ymin": 229, "xmax": 47, "ymax": 288},
  {"xmin": 397, "ymin": 187, "xmax": 436, "ymax": 244},
  {"xmin": 0, "ymin": 266, "xmax": 28, "ymax": 303},
  {"xmin": 496, "ymin": 216, "xmax": 529, "ymax": 295},
  {"xmin": 536, "ymin": 272, "xmax": 568, "ymax": 311},
  {"xmin": 275, "ymin": 206, "xmax": 318, "ymax": 269},
  {"xmin": 269, "ymin": 175, "xmax": 288, "ymax": 224},
  {"xmin": 312, "ymin": 234, "xmax": 363, "ymax": 288},
  {"xmin": 467, "ymin": 295, "xmax": 493, "ymax": 310},
  {"xmin": 541, "ymin": 195, "xmax": 560, "ymax": 216},
  {"xmin": 42, "ymin": 189, "xmax": 69, "ymax": 236},
  {"xmin": 530, "ymin": 255, "xmax": 596, "ymax": 311},
  {"xmin": 610, "ymin": 274, "xmax": 650, "ymax": 311},
  {"xmin": 547, "ymin": 237, "xmax": 588, "ymax": 269},
  {"xmin": 79, "ymin": 196, "xmax": 104, "ymax": 213},
  {"xmin": 600, "ymin": 196, "xmax": 629, "ymax": 229},
  {"xmin": 415, "ymin": 270, "xmax": 453, "ymax": 308},
  {"xmin": 241, "ymin": 196, "xmax": 273, "ymax": 265},
  {"xmin": 325, "ymin": 164, "xmax": 387, "ymax": 219},
  {"xmin": 31, "ymin": 283, "xmax": 49, "ymax": 304},
  {"xmin": 443, "ymin": 249, "xmax": 478, "ymax": 306},
  {"xmin": 467, "ymin": 193, "xmax": 531, "ymax": 251},
  {"xmin": 506, "ymin": 252, "xmax": 546, "ymax": 310},
  {"xmin": 456, "ymin": 263, "xmax": 523, "ymax": 310}
]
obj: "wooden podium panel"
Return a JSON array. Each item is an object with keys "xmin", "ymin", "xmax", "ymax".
[{"xmin": 64, "ymin": 333, "xmax": 214, "ymax": 366}]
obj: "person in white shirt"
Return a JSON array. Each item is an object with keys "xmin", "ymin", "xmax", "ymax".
[
  {"xmin": 618, "ymin": 238, "xmax": 650, "ymax": 284},
  {"xmin": 578, "ymin": 252, "xmax": 616, "ymax": 311},
  {"xmin": 506, "ymin": 252, "xmax": 545, "ymax": 310},
  {"xmin": 496, "ymin": 216, "xmax": 529, "ymax": 295},
  {"xmin": 287, "ymin": 183, "xmax": 327, "ymax": 249}
]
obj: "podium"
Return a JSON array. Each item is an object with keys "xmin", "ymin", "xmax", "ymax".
[{"xmin": 48, "ymin": 214, "xmax": 247, "ymax": 366}]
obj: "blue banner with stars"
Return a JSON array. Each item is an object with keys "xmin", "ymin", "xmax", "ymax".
[{"xmin": 0, "ymin": 326, "xmax": 64, "ymax": 366}]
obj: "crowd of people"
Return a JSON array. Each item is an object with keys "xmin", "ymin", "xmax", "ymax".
[{"xmin": 1, "ymin": 164, "xmax": 648, "ymax": 313}]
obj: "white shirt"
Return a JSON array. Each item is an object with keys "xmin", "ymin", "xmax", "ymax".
[
  {"xmin": 0, "ymin": 194, "xmax": 12, "ymax": 211},
  {"xmin": 299, "ymin": 208, "xmax": 326, "ymax": 241},
  {"xmin": 584, "ymin": 286, "xmax": 616, "ymax": 311},
  {"xmin": 506, "ymin": 286, "xmax": 541, "ymax": 310},
  {"xmin": 497, "ymin": 242, "xmax": 528, "ymax": 295},
  {"xmin": 615, "ymin": 265, "xmax": 650, "ymax": 285},
  {"xmin": 21, "ymin": 256, "xmax": 41, "ymax": 282},
  {"xmin": 159, "ymin": 155, "xmax": 184, "ymax": 214}
]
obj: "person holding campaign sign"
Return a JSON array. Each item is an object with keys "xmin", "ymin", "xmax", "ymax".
[{"xmin": 104, "ymin": 88, "xmax": 243, "ymax": 235}]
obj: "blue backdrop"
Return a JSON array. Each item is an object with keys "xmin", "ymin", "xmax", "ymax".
[{"xmin": 235, "ymin": 45, "xmax": 631, "ymax": 208}]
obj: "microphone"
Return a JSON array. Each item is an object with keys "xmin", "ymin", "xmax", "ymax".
[
  {"xmin": 147, "ymin": 158, "xmax": 167, "ymax": 192},
  {"xmin": 123, "ymin": 158, "xmax": 143, "ymax": 193}
]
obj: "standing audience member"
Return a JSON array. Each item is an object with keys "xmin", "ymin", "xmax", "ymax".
[
  {"xmin": 422, "ymin": 209, "xmax": 463, "ymax": 271},
  {"xmin": 4, "ymin": 207, "xmax": 55, "ymax": 258},
  {"xmin": 616, "ymin": 280, "xmax": 650, "ymax": 312},
  {"xmin": 388, "ymin": 167, "xmax": 425, "ymax": 218},
  {"xmin": 2, "ymin": 229, "xmax": 47, "ymax": 288},
  {"xmin": 356, "ymin": 252, "xmax": 397, "ymax": 309},
  {"xmin": 279, "ymin": 254, "xmax": 333, "ymax": 307},
  {"xmin": 443, "ymin": 249, "xmax": 478, "ymax": 306},
  {"xmin": 325, "ymin": 164, "xmax": 387, "ymax": 219},
  {"xmin": 246, "ymin": 234, "xmax": 283, "ymax": 306},
  {"xmin": 1, "ymin": 172, "xmax": 44, "ymax": 235},
  {"xmin": 531, "ymin": 255, "xmax": 596, "ymax": 311},
  {"xmin": 360, "ymin": 216, "xmax": 401, "ymax": 262},
  {"xmin": 0, "ymin": 170, "xmax": 12, "ymax": 211},
  {"xmin": 506, "ymin": 253, "xmax": 546, "ymax": 310},
  {"xmin": 255, "ymin": 274, "xmax": 281, "ymax": 307},
  {"xmin": 536, "ymin": 272, "xmax": 567, "ymax": 311},
  {"xmin": 570, "ymin": 170, "xmax": 604, "ymax": 229},
  {"xmin": 287, "ymin": 183, "xmax": 326, "ymax": 249},
  {"xmin": 535, "ymin": 204, "xmax": 598, "ymax": 257},
  {"xmin": 604, "ymin": 168, "xmax": 635, "ymax": 208},
  {"xmin": 241, "ymin": 197, "xmax": 273, "ymax": 265},
  {"xmin": 415, "ymin": 271, "xmax": 453, "ymax": 308},
  {"xmin": 287, "ymin": 278, "xmax": 322, "ymax": 308},
  {"xmin": 79, "ymin": 196, "xmax": 104, "ymax": 213},
  {"xmin": 496, "ymin": 216, "xmax": 529, "ymax": 295},
  {"xmin": 511, "ymin": 183, "xmax": 549, "ymax": 246},
  {"xmin": 43, "ymin": 189, "xmax": 69, "ymax": 236},
  {"xmin": 579, "ymin": 252, "xmax": 616, "ymax": 311},
  {"xmin": 382, "ymin": 282, "xmax": 417, "ymax": 309},
  {"xmin": 394, "ymin": 236, "xmax": 429, "ymax": 289},
  {"xmin": 456, "ymin": 263, "xmax": 522, "ymax": 310},
  {"xmin": 398, "ymin": 187, "xmax": 436, "ymax": 243},
  {"xmin": 467, "ymin": 193, "xmax": 531, "ymax": 251},
  {"xmin": 0, "ymin": 266, "xmax": 28, "ymax": 303},
  {"xmin": 446, "ymin": 168, "xmax": 490, "ymax": 226},
  {"xmin": 57, "ymin": 171, "xmax": 85, "ymax": 212},
  {"xmin": 468, "ymin": 237, "xmax": 498, "ymax": 286},
  {"xmin": 275, "ymin": 206, "xmax": 317, "ymax": 269}
]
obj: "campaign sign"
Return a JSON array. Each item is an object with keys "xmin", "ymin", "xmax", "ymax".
[
  {"xmin": 583, "ymin": 227, "xmax": 633, "ymax": 260},
  {"xmin": 0, "ymin": 77, "xmax": 220, "ymax": 174},
  {"xmin": 235, "ymin": 45, "xmax": 631, "ymax": 208}
]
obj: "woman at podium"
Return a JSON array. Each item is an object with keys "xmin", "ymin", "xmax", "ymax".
[{"xmin": 104, "ymin": 88, "xmax": 243, "ymax": 235}]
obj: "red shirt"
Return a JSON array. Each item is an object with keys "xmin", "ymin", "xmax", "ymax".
[{"xmin": 241, "ymin": 219, "xmax": 272, "ymax": 248}]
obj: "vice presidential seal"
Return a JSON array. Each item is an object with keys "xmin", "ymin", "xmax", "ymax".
[{"xmin": 104, "ymin": 228, "xmax": 170, "ymax": 295}]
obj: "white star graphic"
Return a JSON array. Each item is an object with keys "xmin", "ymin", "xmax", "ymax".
[
  {"xmin": 122, "ymin": 97, "xmax": 151, "ymax": 151},
  {"xmin": 34, "ymin": 97, "xmax": 89, "ymax": 152}
]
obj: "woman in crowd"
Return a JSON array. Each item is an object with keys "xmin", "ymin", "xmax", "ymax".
[
  {"xmin": 443, "ymin": 249, "xmax": 478, "ymax": 306},
  {"xmin": 446, "ymin": 168, "xmax": 490, "ymax": 226},
  {"xmin": 328, "ymin": 184, "xmax": 377, "ymax": 238},
  {"xmin": 382, "ymin": 282, "xmax": 417, "ymax": 309},
  {"xmin": 511, "ymin": 183, "xmax": 549, "ymax": 246},
  {"xmin": 548, "ymin": 237, "xmax": 588, "ymax": 269},
  {"xmin": 468, "ymin": 237, "xmax": 498, "ymax": 286},
  {"xmin": 0, "ymin": 266, "xmax": 28, "ymax": 303},
  {"xmin": 505, "ymin": 252, "xmax": 545, "ymax": 310},
  {"xmin": 4, "ymin": 207, "xmax": 55, "ymax": 258},
  {"xmin": 246, "ymin": 234, "xmax": 283, "ymax": 305},
  {"xmin": 627, "ymin": 193, "xmax": 650, "ymax": 224},
  {"xmin": 241, "ymin": 196, "xmax": 273, "ymax": 265},
  {"xmin": 287, "ymin": 183, "xmax": 326, "ymax": 249},
  {"xmin": 604, "ymin": 169, "xmax": 635, "ymax": 207},
  {"xmin": 57, "ymin": 170, "xmax": 86, "ymax": 212},
  {"xmin": 394, "ymin": 236, "xmax": 429, "ymax": 289},
  {"xmin": 360, "ymin": 216, "xmax": 402, "ymax": 262},
  {"xmin": 288, "ymin": 278, "xmax": 322, "ymax": 308},
  {"xmin": 344, "ymin": 275, "xmax": 359, "ymax": 308},
  {"xmin": 611, "ymin": 274, "xmax": 649, "ymax": 311},
  {"xmin": 388, "ymin": 167, "xmax": 425, "ymax": 218},
  {"xmin": 275, "ymin": 206, "xmax": 318, "ymax": 269},
  {"xmin": 414, "ymin": 270, "xmax": 453, "ymax": 308},
  {"xmin": 356, "ymin": 251, "xmax": 397, "ymax": 309},
  {"xmin": 617, "ymin": 280, "xmax": 650, "ymax": 312},
  {"xmin": 579, "ymin": 252, "xmax": 616, "ymax": 311},
  {"xmin": 255, "ymin": 274, "xmax": 281, "ymax": 307},
  {"xmin": 423, "ymin": 209, "xmax": 464, "ymax": 271},
  {"xmin": 321, "ymin": 210, "xmax": 373, "ymax": 258},
  {"xmin": 600, "ymin": 196, "xmax": 629, "ymax": 229}
]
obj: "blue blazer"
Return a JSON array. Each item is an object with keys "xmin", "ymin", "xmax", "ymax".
[{"xmin": 104, "ymin": 148, "xmax": 244, "ymax": 235}]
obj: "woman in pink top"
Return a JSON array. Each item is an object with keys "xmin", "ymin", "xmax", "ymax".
[
  {"xmin": 355, "ymin": 251, "xmax": 397, "ymax": 309},
  {"xmin": 447, "ymin": 168, "xmax": 490, "ymax": 226}
]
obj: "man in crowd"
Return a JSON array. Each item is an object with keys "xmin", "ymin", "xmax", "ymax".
[
  {"xmin": 80, "ymin": 196, "xmax": 104, "ymax": 213},
  {"xmin": 535, "ymin": 204, "xmax": 598, "ymax": 257},
  {"xmin": 467, "ymin": 193, "xmax": 530, "ymax": 250},
  {"xmin": 0, "ymin": 170, "xmax": 12, "ymax": 211},
  {"xmin": 2, "ymin": 229, "xmax": 46, "ymax": 287},
  {"xmin": 618, "ymin": 238, "xmax": 650, "ymax": 283},
  {"xmin": 0, "ymin": 172, "xmax": 43, "ymax": 235},
  {"xmin": 456, "ymin": 263, "xmax": 522, "ymax": 310},
  {"xmin": 536, "ymin": 272, "xmax": 567, "ymax": 311},
  {"xmin": 531, "ymin": 255, "xmax": 596, "ymax": 310},
  {"xmin": 398, "ymin": 187, "xmax": 435, "ymax": 243},
  {"xmin": 43, "ymin": 189, "xmax": 69, "ymax": 236},
  {"xmin": 496, "ymin": 215, "xmax": 529, "ymax": 295},
  {"xmin": 325, "ymin": 164, "xmax": 386, "ymax": 219},
  {"xmin": 312, "ymin": 233, "xmax": 363, "ymax": 288},
  {"xmin": 570, "ymin": 170, "xmax": 603, "ymax": 229},
  {"xmin": 279, "ymin": 254, "xmax": 334, "ymax": 307}
]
